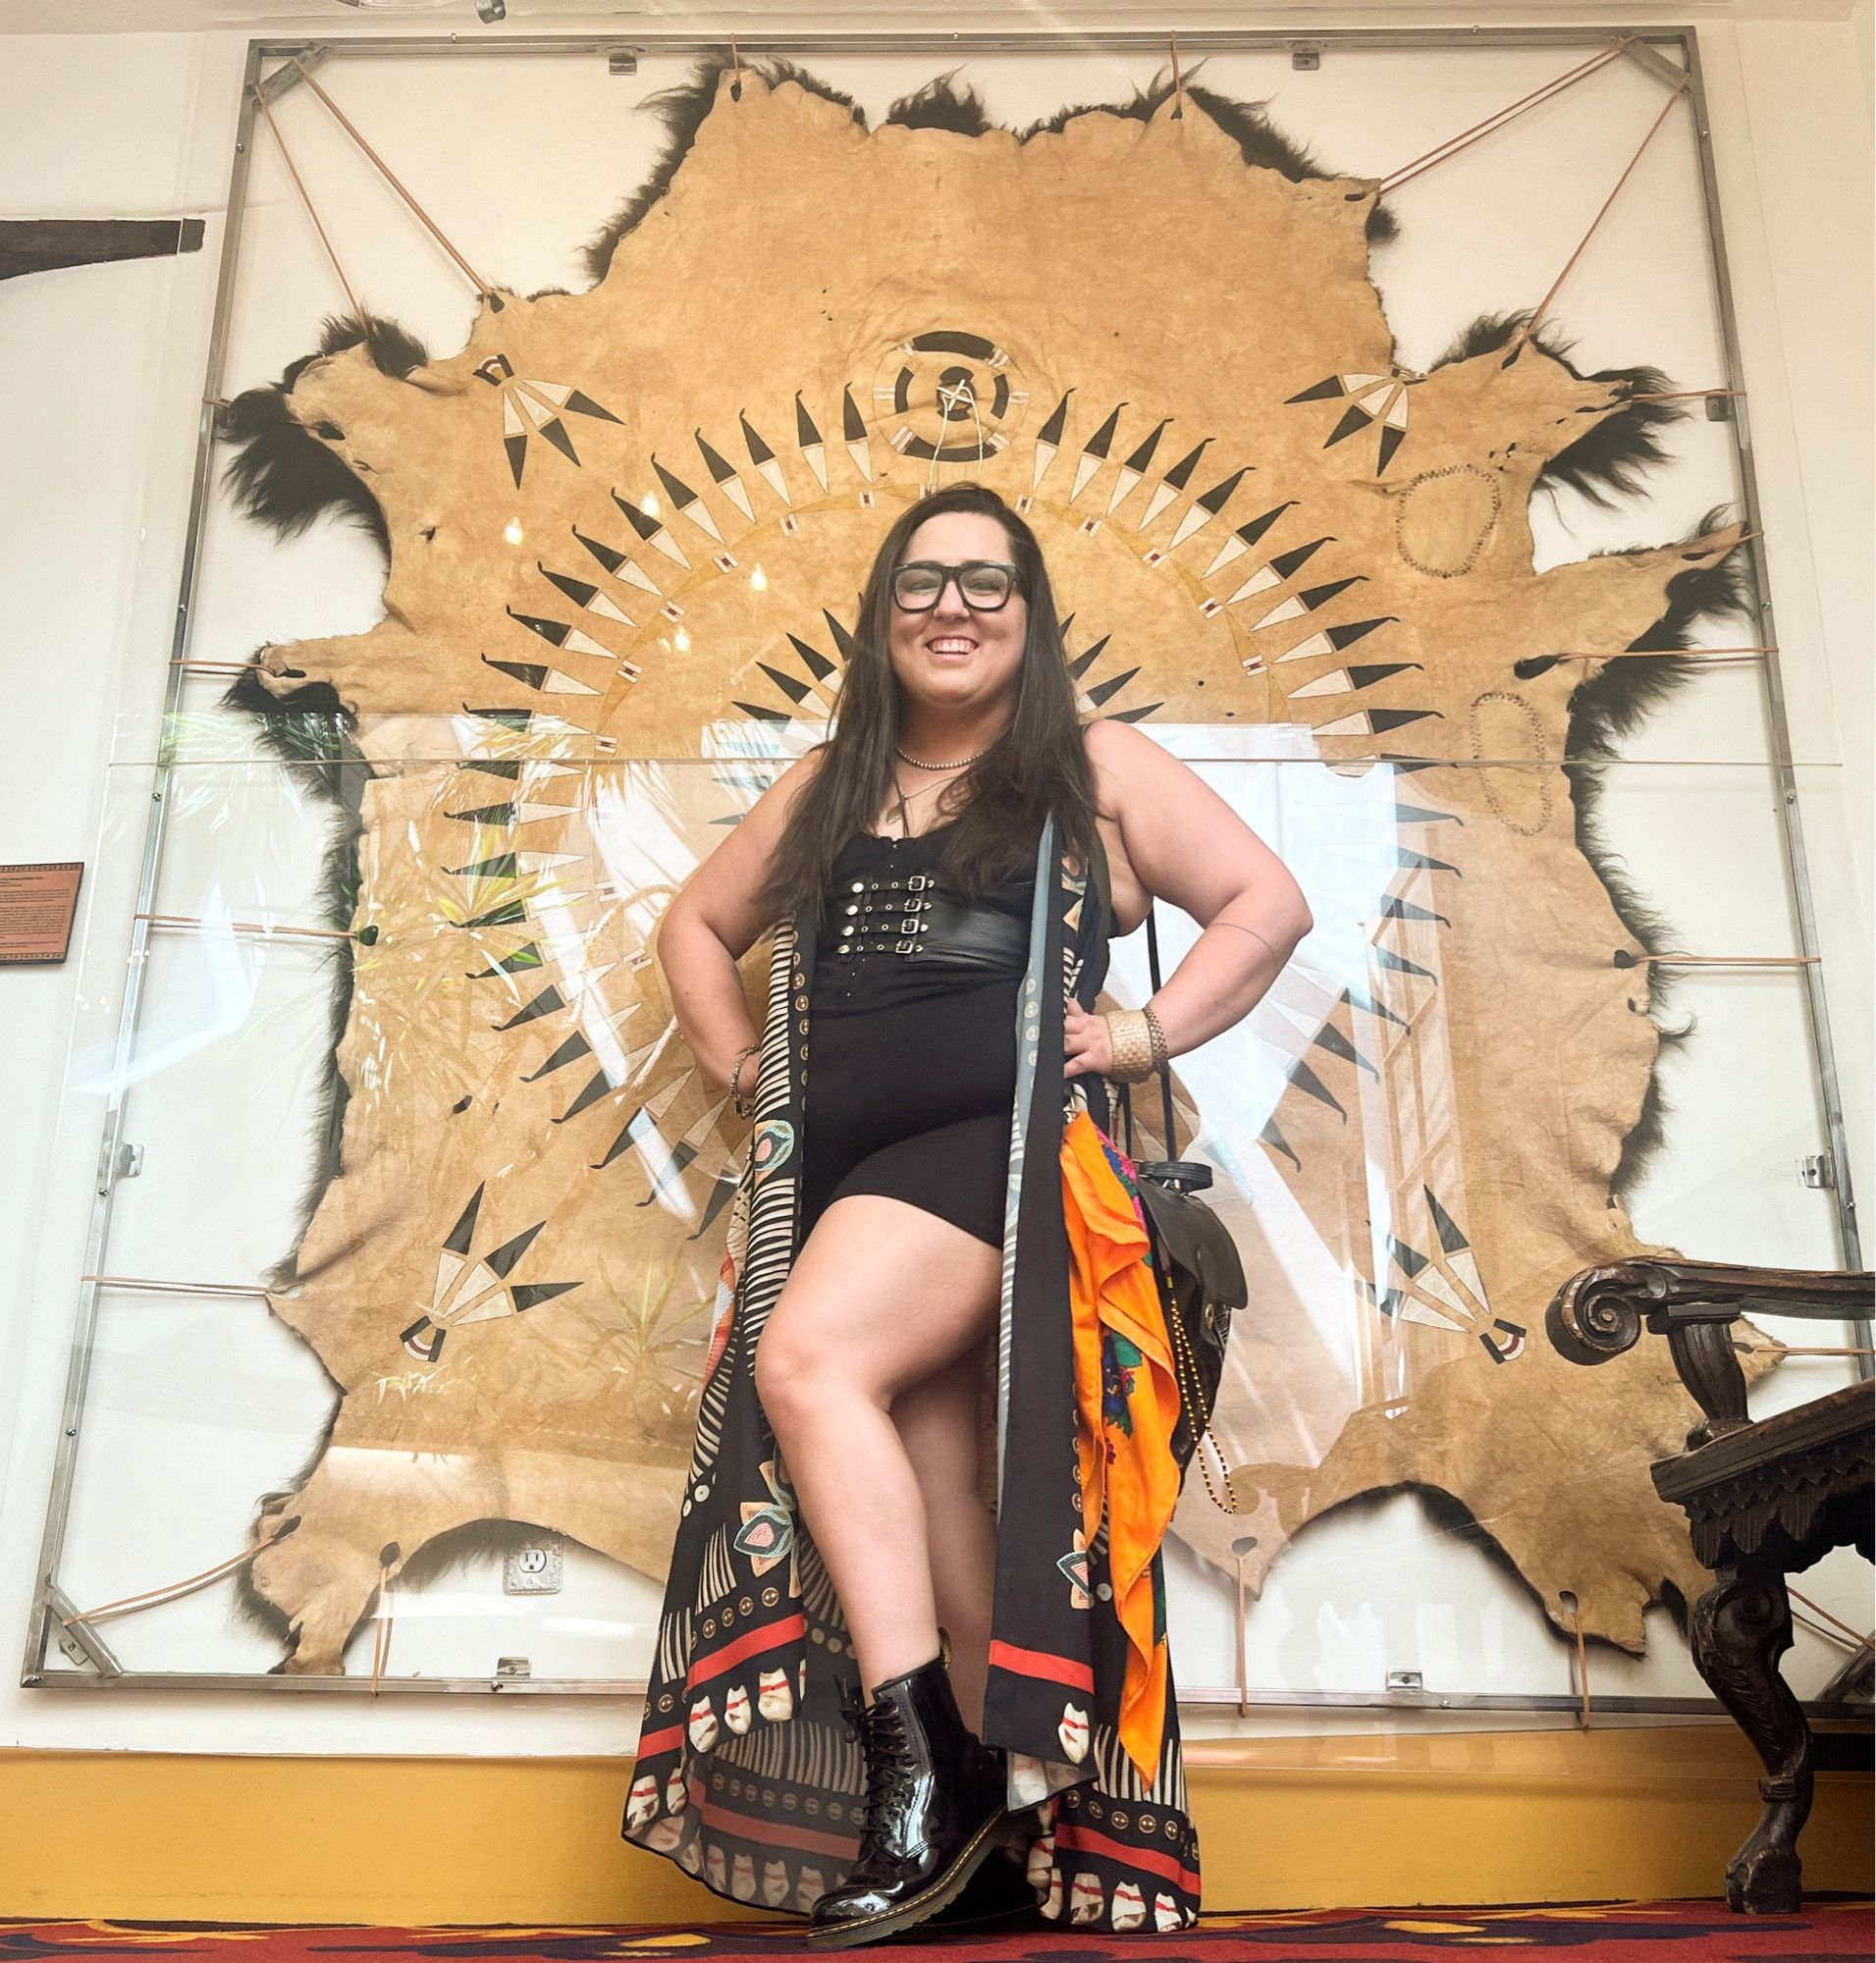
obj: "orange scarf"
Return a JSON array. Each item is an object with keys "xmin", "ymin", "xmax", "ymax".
[{"xmin": 1060, "ymin": 1109, "xmax": 1183, "ymax": 1781}]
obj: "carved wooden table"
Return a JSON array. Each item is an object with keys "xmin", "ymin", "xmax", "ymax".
[{"xmin": 1548, "ymin": 1257, "xmax": 1873, "ymax": 1915}]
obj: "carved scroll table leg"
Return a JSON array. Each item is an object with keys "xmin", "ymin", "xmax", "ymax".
[{"xmin": 1688, "ymin": 1557, "xmax": 1812, "ymax": 1914}]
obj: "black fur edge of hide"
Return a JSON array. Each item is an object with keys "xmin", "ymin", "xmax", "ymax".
[
  {"xmin": 218, "ymin": 315, "xmax": 428, "ymax": 1642},
  {"xmin": 216, "ymin": 315, "xmax": 424, "ymax": 1265},
  {"xmin": 1560, "ymin": 510, "xmax": 1754, "ymax": 1199},
  {"xmin": 1434, "ymin": 310, "xmax": 1686, "ymax": 509},
  {"xmin": 581, "ymin": 59, "xmax": 864, "ymax": 284},
  {"xmin": 241, "ymin": 1511, "xmax": 553, "ymax": 1662},
  {"xmin": 581, "ymin": 60, "xmax": 1396, "ymax": 287},
  {"xmin": 218, "ymin": 312, "xmax": 430, "ymax": 558},
  {"xmin": 885, "ymin": 71, "xmax": 993, "ymax": 136},
  {"xmin": 219, "ymin": 662, "xmax": 365, "ymax": 1654},
  {"xmin": 1023, "ymin": 72, "xmax": 1398, "ymax": 244},
  {"xmin": 220, "ymin": 665, "xmax": 368, "ymax": 1276}
]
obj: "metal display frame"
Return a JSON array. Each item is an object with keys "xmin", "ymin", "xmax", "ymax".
[{"xmin": 23, "ymin": 26, "xmax": 1868, "ymax": 1705}]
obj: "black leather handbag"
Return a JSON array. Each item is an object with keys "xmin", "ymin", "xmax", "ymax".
[{"xmin": 1119, "ymin": 910, "xmax": 1248, "ymax": 1510}]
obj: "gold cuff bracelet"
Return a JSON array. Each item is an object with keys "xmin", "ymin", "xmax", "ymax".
[{"xmin": 1105, "ymin": 1007, "xmax": 1157, "ymax": 1084}]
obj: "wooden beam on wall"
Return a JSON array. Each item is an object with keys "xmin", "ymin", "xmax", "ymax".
[{"xmin": 0, "ymin": 218, "xmax": 206, "ymax": 281}]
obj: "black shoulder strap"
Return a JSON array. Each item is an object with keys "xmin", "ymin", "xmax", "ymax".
[{"xmin": 1145, "ymin": 906, "xmax": 1179, "ymax": 1159}]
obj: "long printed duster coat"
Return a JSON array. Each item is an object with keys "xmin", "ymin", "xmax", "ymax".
[{"xmin": 622, "ymin": 826, "xmax": 1201, "ymax": 1934}]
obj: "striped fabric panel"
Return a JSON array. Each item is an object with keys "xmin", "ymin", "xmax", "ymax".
[
  {"xmin": 996, "ymin": 819, "xmax": 1055, "ymax": 1495},
  {"xmin": 1092, "ymin": 1720, "xmax": 1188, "ymax": 1809},
  {"xmin": 735, "ymin": 919, "xmax": 801, "ymax": 1349},
  {"xmin": 717, "ymin": 1715, "xmax": 864, "ymax": 1793}
]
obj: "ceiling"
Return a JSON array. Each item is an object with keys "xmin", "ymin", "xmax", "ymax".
[{"xmin": 4, "ymin": 0, "xmax": 1862, "ymax": 34}]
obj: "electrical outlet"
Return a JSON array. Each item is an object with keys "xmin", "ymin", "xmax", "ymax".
[{"xmin": 504, "ymin": 1537, "xmax": 563, "ymax": 1595}]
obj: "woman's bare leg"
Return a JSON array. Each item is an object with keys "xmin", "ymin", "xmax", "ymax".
[
  {"xmin": 892, "ymin": 1348, "xmax": 997, "ymax": 1731},
  {"xmin": 754, "ymin": 1195, "xmax": 998, "ymax": 1696}
]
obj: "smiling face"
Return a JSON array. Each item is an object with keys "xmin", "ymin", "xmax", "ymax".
[{"xmin": 885, "ymin": 509, "xmax": 1030, "ymax": 729}]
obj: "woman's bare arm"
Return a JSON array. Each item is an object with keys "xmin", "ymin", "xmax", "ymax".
[
  {"xmin": 1066, "ymin": 718, "xmax": 1313, "ymax": 1079},
  {"xmin": 657, "ymin": 752, "xmax": 823, "ymax": 1090}
]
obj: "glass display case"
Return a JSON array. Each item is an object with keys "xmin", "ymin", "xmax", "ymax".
[{"xmin": 25, "ymin": 26, "xmax": 1866, "ymax": 1715}]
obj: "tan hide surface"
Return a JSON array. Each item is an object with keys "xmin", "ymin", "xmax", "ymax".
[{"xmin": 244, "ymin": 74, "xmax": 1737, "ymax": 1671}]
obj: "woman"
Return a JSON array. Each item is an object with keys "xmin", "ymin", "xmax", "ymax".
[{"xmin": 624, "ymin": 484, "xmax": 1311, "ymax": 1945}]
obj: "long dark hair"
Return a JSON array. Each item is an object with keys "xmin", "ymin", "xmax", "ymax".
[{"xmin": 763, "ymin": 483, "xmax": 1099, "ymax": 918}]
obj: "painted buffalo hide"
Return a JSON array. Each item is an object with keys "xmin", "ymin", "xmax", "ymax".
[{"xmin": 223, "ymin": 67, "xmax": 1753, "ymax": 1672}]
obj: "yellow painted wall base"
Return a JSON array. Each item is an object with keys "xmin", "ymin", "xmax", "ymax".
[{"xmin": 1, "ymin": 1728, "xmax": 1868, "ymax": 1922}]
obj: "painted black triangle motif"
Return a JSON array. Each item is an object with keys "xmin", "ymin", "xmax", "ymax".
[
  {"xmin": 498, "ymin": 984, "xmax": 564, "ymax": 1030},
  {"xmin": 1372, "ymin": 947, "xmax": 1437, "ymax": 981},
  {"xmin": 1312, "ymin": 1022, "xmax": 1378, "ymax": 1081},
  {"xmin": 613, "ymin": 494, "xmax": 662, "ymax": 543},
  {"xmin": 444, "ymin": 1186, "xmax": 484, "ymax": 1257},
  {"xmin": 1324, "ymin": 404, "xmax": 1374, "ymax": 448},
  {"xmin": 653, "ymin": 457, "xmax": 702, "ymax": 508},
  {"xmin": 574, "ymin": 527, "xmax": 627, "ymax": 573},
  {"xmin": 541, "ymin": 567, "xmax": 601, "ymax": 609},
  {"xmin": 1286, "ymin": 1058, "xmax": 1347, "ymax": 1121},
  {"xmin": 1067, "ymin": 635, "xmax": 1110, "ymax": 680},
  {"xmin": 1196, "ymin": 468, "xmax": 1247, "ymax": 516},
  {"xmin": 1121, "ymin": 418, "xmax": 1170, "ymax": 472},
  {"xmin": 1161, "ymin": 439, "xmax": 1212, "ymax": 491},
  {"xmin": 759, "ymin": 663, "xmax": 814, "ymax": 706},
  {"xmin": 563, "ymin": 390, "xmax": 619, "ymax": 422},
  {"xmin": 740, "ymin": 412, "xmax": 777, "ymax": 464},
  {"xmin": 1036, "ymin": 389, "xmax": 1073, "ymax": 446},
  {"xmin": 1328, "ymin": 617, "xmax": 1397, "ymax": 650},
  {"xmin": 1235, "ymin": 503, "xmax": 1296, "ymax": 550},
  {"xmin": 1082, "ymin": 403, "xmax": 1126, "ymax": 458},
  {"xmin": 1085, "ymin": 667, "xmax": 1139, "ymax": 708},
  {"xmin": 509, "ymin": 608, "xmax": 572, "ymax": 648},
  {"xmin": 696, "ymin": 431, "xmax": 736, "ymax": 482},
  {"xmin": 481, "ymin": 655, "xmax": 550, "ymax": 690},
  {"xmin": 1271, "ymin": 537, "xmax": 1333, "ymax": 579},
  {"xmin": 525, "ymin": 1030, "xmax": 592, "ymax": 1080},
  {"xmin": 1425, "ymin": 1186, "xmax": 1472, "ymax": 1255},
  {"xmin": 485, "ymin": 1221, "xmax": 545, "ymax": 1278},
  {"xmin": 787, "ymin": 634, "xmax": 836, "ymax": 681},
  {"xmin": 538, "ymin": 417, "xmax": 579, "ymax": 465},
  {"xmin": 1259, "ymin": 1116, "xmax": 1300, "ymax": 1171}
]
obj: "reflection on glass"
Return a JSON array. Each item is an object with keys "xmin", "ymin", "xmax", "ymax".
[{"xmin": 43, "ymin": 737, "xmax": 1855, "ymax": 1698}]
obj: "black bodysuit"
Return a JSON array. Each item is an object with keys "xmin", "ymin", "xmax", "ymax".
[{"xmin": 800, "ymin": 825, "xmax": 1034, "ymax": 1247}]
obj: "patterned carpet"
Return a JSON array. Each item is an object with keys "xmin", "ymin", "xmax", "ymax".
[{"xmin": 4, "ymin": 1901, "xmax": 1871, "ymax": 1961}]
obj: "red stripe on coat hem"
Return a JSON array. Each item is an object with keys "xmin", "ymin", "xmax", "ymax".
[
  {"xmin": 1054, "ymin": 1821, "xmax": 1201, "ymax": 1893},
  {"xmin": 686, "ymin": 1612, "xmax": 807, "ymax": 1688},
  {"xmin": 634, "ymin": 1723, "xmax": 684, "ymax": 1758},
  {"xmin": 697, "ymin": 1796, "xmax": 856, "ymax": 1859},
  {"xmin": 987, "ymin": 1639, "xmax": 1097, "ymax": 1691}
]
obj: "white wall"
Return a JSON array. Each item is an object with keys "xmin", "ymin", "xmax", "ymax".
[
  {"xmin": 1, "ymin": 12, "xmax": 1869, "ymax": 1760},
  {"xmin": 1709, "ymin": 18, "xmax": 1874, "ymax": 1205}
]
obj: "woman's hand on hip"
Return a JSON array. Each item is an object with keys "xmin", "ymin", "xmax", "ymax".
[{"xmin": 1063, "ymin": 1002, "xmax": 1113, "ymax": 1081}]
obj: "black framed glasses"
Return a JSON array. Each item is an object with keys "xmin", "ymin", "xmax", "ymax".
[{"xmin": 890, "ymin": 559, "xmax": 1020, "ymax": 612}]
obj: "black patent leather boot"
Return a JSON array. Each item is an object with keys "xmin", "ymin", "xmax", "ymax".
[{"xmin": 805, "ymin": 1656, "xmax": 1009, "ymax": 1949}]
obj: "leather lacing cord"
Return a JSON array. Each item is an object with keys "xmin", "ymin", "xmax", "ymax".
[{"xmin": 1164, "ymin": 1295, "xmax": 1240, "ymax": 1515}]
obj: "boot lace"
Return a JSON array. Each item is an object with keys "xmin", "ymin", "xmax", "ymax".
[{"xmin": 842, "ymin": 1684, "xmax": 917, "ymax": 1839}]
